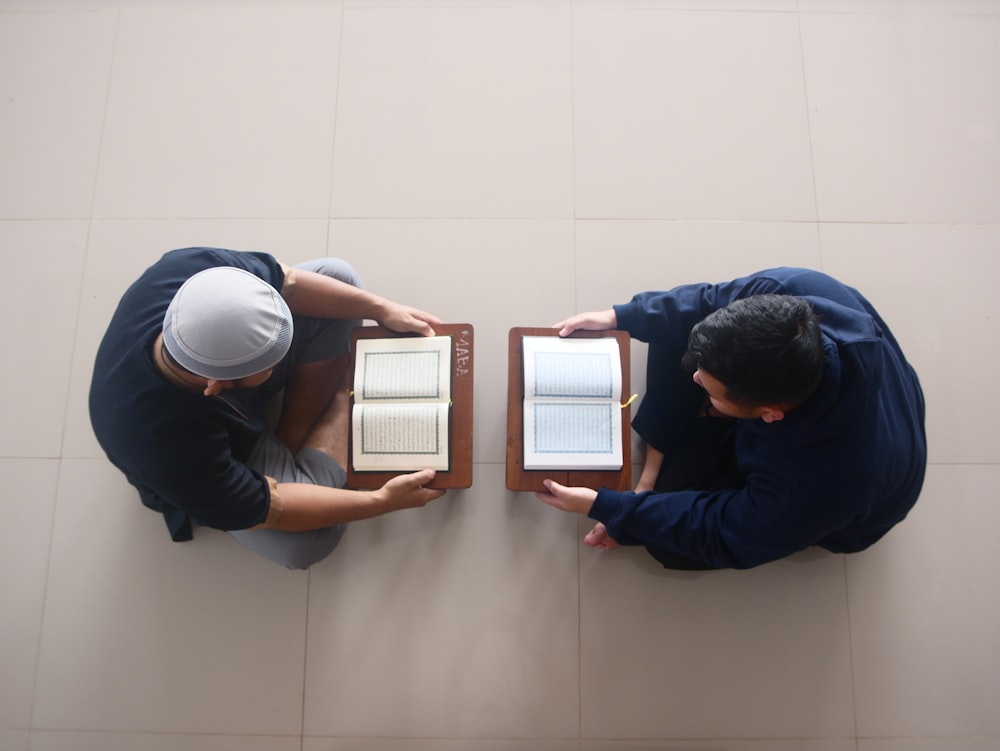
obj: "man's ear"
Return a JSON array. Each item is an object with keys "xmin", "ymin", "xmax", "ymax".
[
  {"xmin": 203, "ymin": 379, "xmax": 227, "ymax": 397},
  {"xmin": 758, "ymin": 406, "xmax": 786, "ymax": 424}
]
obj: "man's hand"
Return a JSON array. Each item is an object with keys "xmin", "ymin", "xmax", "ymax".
[
  {"xmin": 378, "ymin": 303, "xmax": 442, "ymax": 337},
  {"xmin": 534, "ymin": 479, "xmax": 598, "ymax": 515},
  {"xmin": 553, "ymin": 309, "xmax": 617, "ymax": 338},
  {"xmin": 374, "ymin": 469, "xmax": 446, "ymax": 511},
  {"xmin": 537, "ymin": 481, "xmax": 621, "ymax": 551},
  {"xmin": 282, "ymin": 269, "xmax": 442, "ymax": 336},
  {"xmin": 584, "ymin": 522, "xmax": 620, "ymax": 549}
]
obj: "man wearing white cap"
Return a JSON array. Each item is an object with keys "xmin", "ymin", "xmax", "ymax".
[{"xmin": 90, "ymin": 247, "xmax": 445, "ymax": 569}]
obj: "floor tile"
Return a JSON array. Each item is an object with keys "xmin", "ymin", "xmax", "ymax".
[
  {"xmin": 330, "ymin": 6, "xmax": 573, "ymax": 218},
  {"xmin": 574, "ymin": 220, "xmax": 823, "ymax": 314},
  {"xmin": 573, "ymin": 9, "xmax": 815, "ymax": 221},
  {"xmin": 0, "ymin": 221, "xmax": 87, "ymax": 457},
  {"xmin": 303, "ymin": 464, "xmax": 580, "ymax": 738},
  {"xmin": 0, "ymin": 459, "xmax": 58, "ymax": 730},
  {"xmin": 0, "ymin": 0, "xmax": 343, "ymax": 6},
  {"xmin": 328, "ymin": 219, "xmax": 576, "ymax": 464},
  {"xmin": 61, "ymin": 219, "xmax": 329, "ymax": 459},
  {"xmin": 847, "ymin": 465, "xmax": 1000, "ymax": 737},
  {"xmin": 583, "ymin": 741, "xmax": 856, "ymax": 751},
  {"xmin": 575, "ymin": 0, "xmax": 796, "ymax": 8},
  {"xmin": 579, "ymin": 546, "xmax": 854, "ymax": 738},
  {"xmin": 346, "ymin": 0, "xmax": 567, "ymax": 6},
  {"xmin": 33, "ymin": 459, "xmax": 310, "ymax": 735},
  {"xmin": 0, "ymin": 11, "xmax": 115, "ymax": 219},
  {"xmin": 92, "ymin": 7, "xmax": 341, "ymax": 218},
  {"xmin": 802, "ymin": 12, "xmax": 1000, "ymax": 223},
  {"xmin": 0, "ymin": 730, "xmax": 28, "ymax": 751},
  {"xmin": 801, "ymin": 0, "xmax": 1000, "ymax": 13},
  {"xmin": 819, "ymin": 223, "xmax": 1000, "ymax": 464},
  {"xmin": 858, "ymin": 739, "xmax": 1000, "ymax": 751},
  {"xmin": 29, "ymin": 731, "xmax": 302, "ymax": 751},
  {"xmin": 306, "ymin": 741, "xmax": 579, "ymax": 751}
]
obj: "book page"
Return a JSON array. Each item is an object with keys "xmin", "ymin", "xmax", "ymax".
[
  {"xmin": 351, "ymin": 335, "xmax": 451, "ymax": 472},
  {"xmin": 522, "ymin": 336, "xmax": 622, "ymax": 402},
  {"xmin": 351, "ymin": 402, "xmax": 450, "ymax": 471},
  {"xmin": 521, "ymin": 336, "xmax": 623, "ymax": 471},
  {"xmin": 353, "ymin": 335, "xmax": 451, "ymax": 403}
]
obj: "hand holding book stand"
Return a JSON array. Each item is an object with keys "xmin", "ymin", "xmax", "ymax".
[
  {"xmin": 347, "ymin": 324, "xmax": 474, "ymax": 490},
  {"xmin": 506, "ymin": 327, "xmax": 632, "ymax": 492},
  {"xmin": 346, "ymin": 324, "xmax": 631, "ymax": 493}
]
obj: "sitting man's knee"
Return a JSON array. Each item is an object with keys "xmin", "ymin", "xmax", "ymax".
[
  {"xmin": 297, "ymin": 258, "xmax": 363, "ymax": 290},
  {"xmin": 279, "ymin": 525, "xmax": 346, "ymax": 571}
]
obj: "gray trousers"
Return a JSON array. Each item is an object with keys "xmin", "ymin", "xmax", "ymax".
[{"xmin": 228, "ymin": 258, "xmax": 360, "ymax": 570}]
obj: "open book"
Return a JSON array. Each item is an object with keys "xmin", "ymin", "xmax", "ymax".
[
  {"xmin": 351, "ymin": 335, "xmax": 451, "ymax": 472},
  {"xmin": 521, "ymin": 336, "xmax": 624, "ymax": 471}
]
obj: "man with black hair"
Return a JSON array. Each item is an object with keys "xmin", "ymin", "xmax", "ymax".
[{"xmin": 535, "ymin": 267, "xmax": 927, "ymax": 570}]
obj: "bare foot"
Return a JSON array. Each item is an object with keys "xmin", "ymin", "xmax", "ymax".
[
  {"xmin": 301, "ymin": 386, "xmax": 351, "ymax": 468},
  {"xmin": 584, "ymin": 522, "xmax": 620, "ymax": 550},
  {"xmin": 275, "ymin": 354, "xmax": 350, "ymax": 454}
]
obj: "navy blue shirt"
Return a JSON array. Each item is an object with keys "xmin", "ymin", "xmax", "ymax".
[
  {"xmin": 89, "ymin": 248, "xmax": 287, "ymax": 541},
  {"xmin": 591, "ymin": 267, "xmax": 927, "ymax": 568}
]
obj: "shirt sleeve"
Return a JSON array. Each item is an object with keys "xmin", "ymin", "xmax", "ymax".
[
  {"xmin": 250, "ymin": 476, "xmax": 284, "ymax": 529},
  {"xmin": 588, "ymin": 485, "xmax": 788, "ymax": 569},
  {"xmin": 589, "ymin": 440, "xmax": 874, "ymax": 569},
  {"xmin": 613, "ymin": 272, "xmax": 791, "ymax": 345},
  {"xmin": 134, "ymin": 416, "xmax": 274, "ymax": 532}
]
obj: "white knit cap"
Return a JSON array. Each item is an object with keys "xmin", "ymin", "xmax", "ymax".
[{"xmin": 162, "ymin": 267, "xmax": 293, "ymax": 380}]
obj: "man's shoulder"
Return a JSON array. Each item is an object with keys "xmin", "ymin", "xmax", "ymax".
[
  {"xmin": 741, "ymin": 267, "xmax": 851, "ymax": 296},
  {"xmin": 156, "ymin": 247, "xmax": 282, "ymax": 279}
]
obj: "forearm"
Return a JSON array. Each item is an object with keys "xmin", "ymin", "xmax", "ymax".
[
  {"xmin": 635, "ymin": 442, "xmax": 664, "ymax": 493},
  {"xmin": 282, "ymin": 268, "xmax": 392, "ymax": 321},
  {"xmin": 264, "ymin": 468, "xmax": 444, "ymax": 531},
  {"xmin": 268, "ymin": 482, "xmax": 385, "ymax": 531}
]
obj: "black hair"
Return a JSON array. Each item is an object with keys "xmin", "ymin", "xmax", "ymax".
[{"xmin": 681, "ymin": 294, "xmax": 823, "ymax": 408}]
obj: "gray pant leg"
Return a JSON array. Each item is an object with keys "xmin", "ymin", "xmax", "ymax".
[
  {"xmin": 290, "ymin": 257, "xmax": 364, "ymax": 364},
  {"xmin": 266, "ymin": 258, "xmax": 364, "ymax": 396},
  {"xmin": 230, "ymin": 434, "xmax": 348, "ymax": 570},
  {"xmin": 232, "ymin": 258, "xmax": 364, "ymax": 569}
]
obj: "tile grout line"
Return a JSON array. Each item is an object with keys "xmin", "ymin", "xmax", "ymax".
[
  {"xmin": 305, "ymin": 6, "xmax": 346, "ymax": 747},
  {"xmin": 325, "ymin": 3, "xmax": 347, "ymax": 247},
  {"xmin": 843, "ymin": 554, "xmax": 861, "ymax": 748},
  {"xmin": 793, "ymin": 4, "xmax": 825, "ymax": 269},
  {"xmin": 56, "ymin": 2, "xmax": 121, "ymax": 464},
  {"xmin": 24, "ymin": 458, "xmax": 60, "ymax": 749},
  {"xmin": 29, "ymin": 6, "xmax": 123, "ymax": 741},
  {"xmin": 37, "ymin": 215, "xmax": 1000, "ymax": 228},
  {"xmin": 57, "ymin": 1, "xmax": 120, "ymax": 462},
  {"xmin": 300, "ymin": 570, "xmax": 312, "ymax": 751},
  {"xmin": 570, "ymin": 4, "xmax": 585, "ymax": 744}
]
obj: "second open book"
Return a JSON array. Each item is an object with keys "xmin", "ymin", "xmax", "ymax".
[
  {"xmin": 521, "ymin": 335, "xmax": 624, "ymax": 471},
  {"xmin": 506, "ymin": 328, "xmax": 632, "ymax": 492}
]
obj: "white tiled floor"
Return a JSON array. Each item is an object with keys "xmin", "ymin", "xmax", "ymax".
[{"xmin": 1, "ymin": 1, "xmax": 998, "ymax": 749}]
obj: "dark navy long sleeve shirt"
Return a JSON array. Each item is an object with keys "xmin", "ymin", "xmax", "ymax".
[{"xmin": 589, "ymin": 267, "xmax": 927, "ymax": 569}]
